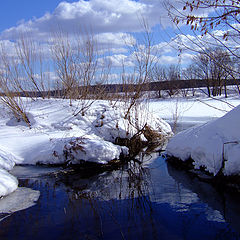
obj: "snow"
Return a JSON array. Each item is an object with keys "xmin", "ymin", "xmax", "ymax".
[
  {"xmin": 1, "ymin": 94, "xmax": 240, "ymax": 199},
  {"xmin": 0, "ymin": 99, "xmax": 171, "ymax": 166},
  {"xmin": 0, "ymin": 98, "xmax": 172, "ymax": 197},
  {"xmin": 0, "ymin": 169, "xmax": 18, "ymax": 197},
  {"xmin": 166, "ymin": 100, "xmax": 240, "ymax": 176},
  {"xmin": 149, "ymin": 97, "xmax": 239, "ymax": 124},
  {"xmin": 0, "ymin": 148, "xmax": 16, "ymax": 171}
]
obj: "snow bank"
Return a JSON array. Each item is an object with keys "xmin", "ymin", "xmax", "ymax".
[
  {"xmin": 0, "ymin": 98, "xmax": 171, "ymax": 197},
  {"xmin": 0, "ymin": 169, "xmax": 18, "ymax": 197},
  {"xmin": 0, "ymin": 99, "xmax": 171, "ymax": 167},
  {"xmin": 0, "ymin": 148, "xmax": 16, "ymax": 171},
  {"xmin": 0, "ymin": 149, "xmax": 18, "ymax": 197},
  {"xmin": 166, "ymin": 104, "xmax": 240, "ymax": 176}
]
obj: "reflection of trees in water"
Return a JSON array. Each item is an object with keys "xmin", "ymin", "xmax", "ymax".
[
  {"xmin": 3, "ymin": 158, "xmax": 240, "ymax": 239},
  {"xmin": 60, "ymin": 160, "xmax": 156, "ymax": 239},
  {"xmin": 167, "ymin": 162, "xmax": 240, "ymax": 236}
]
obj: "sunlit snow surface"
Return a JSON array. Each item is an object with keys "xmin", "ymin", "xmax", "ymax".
[
  {"xmin": 0, "ymin": 95, "xmax": 240, "ymax": 199},
  {"xmin": 0, "ymin": 169, "xmax": 18, "ymax": 197},
  {"xmin": 0, "ymin": 99, "xmax": 171, "ymax": 166},
  {"xmin": 163, "ymin": 97, "xmax": 240, "ymax": 175},
  {"xmin": 0, "ymin": 98, "xmax": 172, "ymax": 197}
]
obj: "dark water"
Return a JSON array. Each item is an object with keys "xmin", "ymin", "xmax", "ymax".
[{"xmin": 1, "ymin": 154, "xmax": 240, "ymax": 240}]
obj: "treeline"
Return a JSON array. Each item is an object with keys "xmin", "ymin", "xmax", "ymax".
[{"xmin": 9, "ymin": 78, "xmax": 240, "ymax": 99}]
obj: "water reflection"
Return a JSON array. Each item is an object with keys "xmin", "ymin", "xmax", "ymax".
[
  {"xmin": 167, "ymin": 162, "xmax": 240, "ymax": 231},
  {"xmin": 0, "ymin": 156, "xmax": 240, "ymax": 240}
]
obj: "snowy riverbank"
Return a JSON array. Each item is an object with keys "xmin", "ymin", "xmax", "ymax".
[
  {"xmin": 165, "ymin": 97, "xmax": 240, "ymax": 176},
  {"xmin": 0, "ymin": 98, "xmax": 172, "ymax": 197},
  {"xmin": 1, "ymin": 95, "xmax": 240, "ymax": 197}
]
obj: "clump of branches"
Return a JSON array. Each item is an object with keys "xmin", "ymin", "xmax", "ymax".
[
  {"xmin": 0, "ymin": 32, "xmax": 53, "ymax": 127},
  {"xmin": 0, "ymin": 43, "xmax": 30, "ymax": 127},
  {"xmin": 51, "ymin": 29, "xmax": 110, "ymax": 115},
  {"xmin": 167, "ymin": 0, "xmax": 240, "ymax": 87},
  {"xmin": 174, "ymin": 0, "xmax": 240, "ymax": 42},
  {"xmin": 51, "ymin": 31, "xmax": 78, "ymax": 106},
  {"xmin": 111, "ymin": 19, "xmax": 166, "ymax": 154},
  {"xmin": 16, "ymin": 34, "xmax": 47, "ymax": 98},
  {"xmin": 120, "ymin": 19, "xmax": 157, "ymax": 120}
]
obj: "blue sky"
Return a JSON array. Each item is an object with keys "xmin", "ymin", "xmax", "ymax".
[
  {"xmin": 0, "ymin": 0, "xmax": 217, "ymax": 82},
  {"xmin": 0, "ymin": 1, "xmax": 77, "ymax": 32},
  {"xmin": 0, "ymin": 0, "xmax": 175, "ymax": 42},
  {"xmin": 0, "ymin": 1, "xmax": 60, "ymax": 31}
]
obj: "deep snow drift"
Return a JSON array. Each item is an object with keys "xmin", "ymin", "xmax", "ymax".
[
  {"xmin": 0, "ymin": 98, "xmax": 172, "ymax": 197},
  {"xmin": 166, "ymin": 103, "xmax": 240, "ymax": 176}
]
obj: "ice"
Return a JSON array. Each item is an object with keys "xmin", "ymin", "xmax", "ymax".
[
  {"xmin": 9, "ymin": 165, "xmax": 61, "ymax": 179},
  {"xmin": 0, "ymin": 187, "xmax": 40, "ymax": 220}
]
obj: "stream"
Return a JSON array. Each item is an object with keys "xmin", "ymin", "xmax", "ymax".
[{"xmin": 0, "ymin": 122, "xmax": 240, "ymax": 240}]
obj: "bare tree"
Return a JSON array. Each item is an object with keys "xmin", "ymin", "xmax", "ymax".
[
  {"xmin": 51, "ymin": 31, "xmax": 78, "ymax": 106},
  {"xmin": 122, "ymin": 19, "xmax": 158, "ymax": 119},
  {"xmin": 182, "ymin": 64, "xmax": 198, "ymax": 96},
  {"xmin": 74, "ymin": 32, "xmax": 107, "ymax": 115},
  {"xmin": 167, "ymin": 0, "xmax": 240, "ymax": 83},
  {"xmin": 192, "ymin": 47, "xmax": 233, "ymax": 97},
  {"xmin": 16, "ymin": 34, "xmax": 47, "ymax": 98},
  {"xmin": 51, "ymin": 29, "xmax": 110, "ymax": 114},
  {"xmin": 0, "ymin": 43, "xmax": 30, "ymax": 126},
  {"xmin": 151, "ymin": 64, "xmax": 181, "ymax": 98},
  {"xmin": 151, "ymin": 65, "xmax": 166, "ymax": 98}
]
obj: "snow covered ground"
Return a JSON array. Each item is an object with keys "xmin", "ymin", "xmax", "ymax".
[
  {"xmin": 1, "ymin": 94, "xmax": 240, "ymax": 198},
  {"xmin": 0, "ymin": 98, "xmax": 171, "ymax": 197},
  {"xmin": 162, "ymin": 96, "xmax": 240, "ymax": 176},
  {"xmin": 149, "ymin": 96, "xmax": 240, "ymax": 124}
]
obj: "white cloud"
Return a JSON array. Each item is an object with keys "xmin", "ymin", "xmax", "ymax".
[
  {"xmin": 158, "ymin": 55, "xmax": 178, "ymax": 64},
  {"xmin": 1, "ymin": 0, "xmax": 155, "ymax": 41},
  {"xmin": 108, "ymin": 47, "xmax": 128, "ymax": 54},
  {"xmin": 96, "ymin": 32, "xmax": 136, "ymax": 54},
  {"xmin": 180, "ymin": 52, "xmax": 195, "ymax": 65},
  {"xmin": 172, "ymin": 29, "xmax": 240, "ymax": 55},
  {"xmin": 153, "ymin": 42, "xmax": 175, "ymax": 54},
  {"xmin": 99, "ymin": 54, "xmax": 135, "ymax": 68},
  {"xmin": 107, "ymin": 73, "xmax": 119, "ymax": 82},
  {"xmin": 0, "ymin": 0, "xmax": 182, "ymax": 62},
  {"xmin": 0, "ymin": 40, "xmax": 17, "ymax": 57},
  {"xmin": 2, "ymin": 0, "xmax": 235, "ymax": 72}
]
